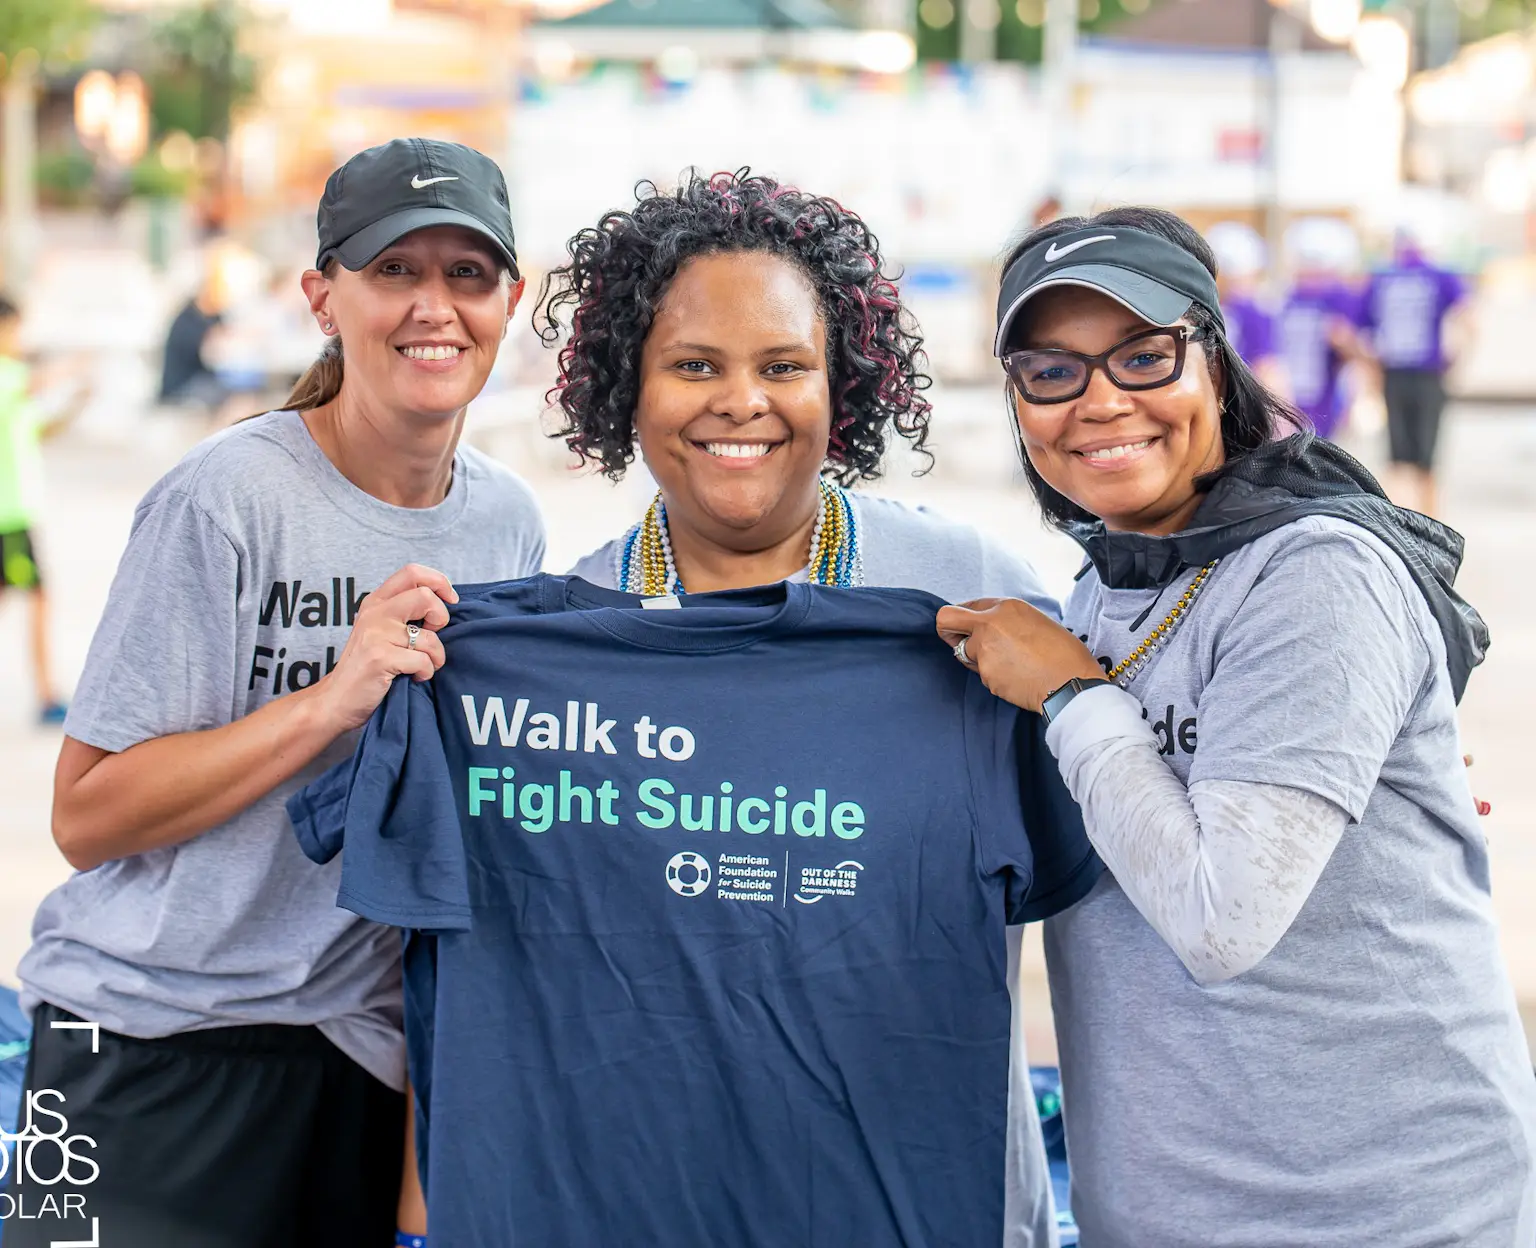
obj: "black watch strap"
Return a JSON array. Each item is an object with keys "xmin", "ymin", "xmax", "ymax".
[{"xmin": 1042, "ymin": 676, "xmax": 1113, "ymax": 725}]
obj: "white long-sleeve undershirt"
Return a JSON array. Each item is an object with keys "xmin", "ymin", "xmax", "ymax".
[{"xmin": 1044, "ymin": 683, "xmax": 1349, "ymax": 986}]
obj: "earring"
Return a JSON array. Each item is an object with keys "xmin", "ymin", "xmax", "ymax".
[{"xmin": 323, "ymin": 322, "xmax": 334, "ymax": 333}]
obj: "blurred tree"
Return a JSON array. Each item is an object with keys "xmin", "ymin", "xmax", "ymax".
[
  {"xmin": 129, "ymin": 152, "xmax": 196, "ymax": 200},
  {"xmin": 924, "ymin": 0, "xmax": 1536, "ymax": 66},
  {"xmin": 0, "ymin": 0, "xmax": 96, "ymax": 65},
  {"xmin": 1, "ymin": 0, "xmax": 97, "ymax": 286},
  {"xmin": 1361, "ymin": 0, "xmax": 1536, "ymax": 68},
  {"xmin": 34, "ymin": 148, "xmax": 96, "ymax": 207},
  {"xmin": 1449, "ymin": 0, "xmax": 1536, "ymax": 44},
  {"xmin": 919, "ymin": 0, "xmax": 1167, "ymax": 66},
  {"xmin": 145, "ymin": 0, "xmax": 260, "ymax": 143},
  {"xmin": 916, "ymin": 0, "xmax": 961, "ymax": 62}
]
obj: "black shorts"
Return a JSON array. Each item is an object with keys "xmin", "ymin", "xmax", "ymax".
[
  {"xmin": 6, "ymin": 1003, "xmax": 405, "ymax": 1248},
  {"xmin": 1383, "ymin": 368, "xmax": 1447, "ymax": 470},
  {"xmin": 0, "ymin": 528, "xmax": 42, "ymax": 589}
]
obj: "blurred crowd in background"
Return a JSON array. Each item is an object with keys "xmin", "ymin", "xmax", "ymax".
[{"xmin": 2, "ymin": 0, "xmax": 1536, "ymax": 440}]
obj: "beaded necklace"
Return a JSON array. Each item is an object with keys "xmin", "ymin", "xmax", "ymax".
[
  {"xmin": 1107, "ymin": 560, "xmax": 1218, "ymax": 688},
  {"xmin": 618, "ymin": 480, "xmax": 864, "ymax": 596}
]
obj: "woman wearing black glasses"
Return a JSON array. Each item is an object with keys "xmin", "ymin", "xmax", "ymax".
[{"xmin": 938, "ymin": 207, "xmax": 1536, "ymax": 1247}]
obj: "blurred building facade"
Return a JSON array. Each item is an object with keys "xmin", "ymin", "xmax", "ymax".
[{"xmin": 12, "ymin": 0, "xmax": 1536, "ymax": 389}]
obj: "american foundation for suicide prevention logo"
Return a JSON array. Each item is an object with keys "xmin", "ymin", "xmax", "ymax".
[{"xmin": 665, "ymin": 852, "xmax": 712, "ymax": 897}]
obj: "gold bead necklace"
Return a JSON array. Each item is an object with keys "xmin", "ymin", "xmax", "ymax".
[
  {"xmin": 1106, "ymin": 560, "xmax": 1218, "ymax": 686},
  {"xmin": 618, "ymin": 481, "xmax": 863, "ymax": 597}
]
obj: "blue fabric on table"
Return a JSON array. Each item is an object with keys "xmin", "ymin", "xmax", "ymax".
[
  {"xmin": 1032, "ymin": 1066, "xmax": 1077, "ymax": 1246},
  {"xmin": 0, "ymin": 985, "xmax": 26, "ymax": 1138},
  {"xmin": 0, "ymin": 984, "xmax": 30, "ymax": 1246}
]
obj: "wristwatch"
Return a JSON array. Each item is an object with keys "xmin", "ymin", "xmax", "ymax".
[{"xmin": 1041, "ymin": 676, "xmax": 1112, "ymax": 725}]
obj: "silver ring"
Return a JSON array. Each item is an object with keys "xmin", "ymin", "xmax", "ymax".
[
  {"xmin": 953, "ymin": 637, "xmax": 971, "ymax": 666},
  {"xmin": 406, "ymin": 623, "xmax": 421, "ymax": 650}
]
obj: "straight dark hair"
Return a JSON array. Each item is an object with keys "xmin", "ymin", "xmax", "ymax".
[{"xmin": 998, "ymin": 206, "xmax": 1304, "ymax": 530}]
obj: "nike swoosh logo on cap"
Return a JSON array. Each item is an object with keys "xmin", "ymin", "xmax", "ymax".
[
  {"xmin": 1044, "ymin": 235, "xmax": 1116, "ymax": 262},
  {"xmin": 411, "ymin": 175, "xmax": 459, "ymax": 189}
]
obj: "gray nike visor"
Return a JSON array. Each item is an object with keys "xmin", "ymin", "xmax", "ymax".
[{"xmin": 994, "ymin": 226, "xmax": 1225, "ymax": 356}]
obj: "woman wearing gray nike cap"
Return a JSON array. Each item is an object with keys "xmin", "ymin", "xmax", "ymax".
[{"xmin": 13, "ymin": 139, "xmax": 541, "ymax": 1247}]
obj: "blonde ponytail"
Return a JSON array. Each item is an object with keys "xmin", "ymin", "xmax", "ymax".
[{"xmin": 284, "ymin": 336, "xmax": 344, "ymax": 411}]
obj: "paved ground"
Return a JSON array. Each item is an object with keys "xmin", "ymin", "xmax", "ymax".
[{"xmin": 1, "ymin": 385, "xmax": 1532, "ymax": 1062}]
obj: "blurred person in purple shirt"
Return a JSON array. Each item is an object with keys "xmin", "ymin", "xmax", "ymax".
[
  {"xmin": 1358, "ymin": 234, "xmax": 1470, "ymax": 517},
  {"xmin": 1224, "ymin": 295, "xmax": 1277, "ymax": 375},
  {"xmin": 1279, "ymin": 278, "xmax": 1360, "ymax": 441},
  {"xmin": 1207, "ymin": 221, "xmax": 1285, "ymax": 393},
  {"xmin": 1276, "ymin": 217, "xmax": 1367, "ymax": 442}
]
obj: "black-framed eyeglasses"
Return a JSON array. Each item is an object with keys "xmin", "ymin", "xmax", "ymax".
[{"xmin": 1001, "ymin": 325, "xmax": 1212, "ymax": 405}]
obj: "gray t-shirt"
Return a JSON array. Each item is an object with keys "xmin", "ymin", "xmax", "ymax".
[
  {"xmin": 573, "ymin": 491, "xmax": 1064, "ymax": 1248},
  {"xmin": 1046, "ymin": 515, "xmax": 1536, "ymax": 1248},
  {"xmin": 19, "ymin": 410, "xmax": 546, "ymax": 1091}
]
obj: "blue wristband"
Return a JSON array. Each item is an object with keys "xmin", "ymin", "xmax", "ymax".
[{"xmin": 395, "ymin": 1234, "xmax": 427, "ymax": 1248}]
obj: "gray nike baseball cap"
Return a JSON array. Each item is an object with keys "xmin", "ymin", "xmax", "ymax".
[
  {"xmin": 315, "ymin": 138, "xmax": 520, "ymax": 279},
  {"xmin": 994, "ymin": 225, "xmax": 1223, "ymax": 355}
]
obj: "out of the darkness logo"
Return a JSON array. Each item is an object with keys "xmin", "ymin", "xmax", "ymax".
[{"xmin": 249, "ymin": 576, "xmax": 371, "ymax": 696}]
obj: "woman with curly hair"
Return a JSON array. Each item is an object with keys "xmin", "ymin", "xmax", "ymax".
[
  {"xmin": 541, "ymin": 170, "xmax": 1056, "ymax": 614},
  {"xmin": 537, "ymin": 171, "xmax": 1063, "ymax": 1247}
]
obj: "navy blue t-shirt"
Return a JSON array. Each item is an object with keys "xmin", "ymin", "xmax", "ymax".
[{"xmin": 290, "ymin": 575, "xmax": 1098, "ymax": 1248}]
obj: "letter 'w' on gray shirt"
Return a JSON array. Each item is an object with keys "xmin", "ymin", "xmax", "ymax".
[{"xmin": 19, "ymin": 410, "xmax": 546, "ymax": 1092}]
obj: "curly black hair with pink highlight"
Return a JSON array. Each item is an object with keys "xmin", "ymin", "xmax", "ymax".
[{"xmin": 535, "ymin": 170, "xmax": 933, "ymax": 485}]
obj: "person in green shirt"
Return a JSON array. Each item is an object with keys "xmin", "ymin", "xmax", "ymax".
[{"xmin": 0, "ymin": 296, "xmax": 66, "ymax": 723}]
